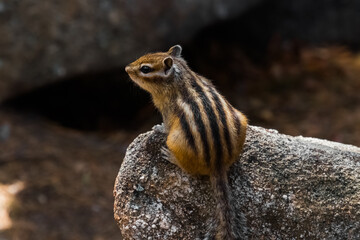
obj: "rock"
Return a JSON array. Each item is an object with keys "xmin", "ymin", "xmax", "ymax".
[
  {"xmin": 114, "ymin": 125, "xmax": 360, "ymax": 239},
  {"xmin": 0, "ymin": 0, "xmax": 263, "ymax": 102},
  {"xmin": 0, "ymin": 109, "xmax": 126, "ymax": 239},
  {"xmin": 240, "ymin": 0, "xmax": 360, "ymax": 47}
]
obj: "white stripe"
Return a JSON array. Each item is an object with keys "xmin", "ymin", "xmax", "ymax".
[{"xmin": 176, "ymin": 98, "xmax": 202, "ymax": 156}]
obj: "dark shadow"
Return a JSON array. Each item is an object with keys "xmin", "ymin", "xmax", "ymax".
[{"xmin": 2, "ymin": 68, "xmax": 154, "ymax": 132}]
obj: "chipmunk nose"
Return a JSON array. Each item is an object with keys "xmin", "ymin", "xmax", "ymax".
[{"xmin": 125, "ymin": 66, "xmax": 130, "ymax": 73}]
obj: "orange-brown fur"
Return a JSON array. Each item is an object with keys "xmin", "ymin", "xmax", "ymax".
[{"xmin": 126, "ymin": 45, "xmax": 247, "ymax": 240}]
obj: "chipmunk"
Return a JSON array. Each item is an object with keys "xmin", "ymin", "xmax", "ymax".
[{"xmin": 125, "ymin": 45, "xmax": 247, "ymax": 240}]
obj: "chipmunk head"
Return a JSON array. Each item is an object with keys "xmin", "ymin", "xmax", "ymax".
[{"xmin": 125, "ymin": 45, "xmax": 182, "ymax": 94}]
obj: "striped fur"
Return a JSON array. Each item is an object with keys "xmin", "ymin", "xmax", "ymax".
[{"xmin": 126, "ymin": 45, "xmax": 248, "ymax": 240}]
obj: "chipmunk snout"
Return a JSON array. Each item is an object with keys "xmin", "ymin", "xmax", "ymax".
[{"xmin": 125, "ymin": 66, "xmax": 130, "ymax": 73}]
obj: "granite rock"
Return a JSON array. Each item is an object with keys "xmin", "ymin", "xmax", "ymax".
[{"xmin": 114, "ymin": 125, "xmax": 360, "ymax": 239}]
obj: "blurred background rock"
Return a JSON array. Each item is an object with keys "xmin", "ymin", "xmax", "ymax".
[{"xmin": 0, "ymin": 0, "xmax": 359, "ymax": 239}]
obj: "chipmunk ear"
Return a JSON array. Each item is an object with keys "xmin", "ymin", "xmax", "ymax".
[
  {"xmin": 163, "ymin": 57, "xmax": 173, "ymax": 75},
  {"xmin": 168, "ymin": 45, "xmax": 182, "ymax": 57}
]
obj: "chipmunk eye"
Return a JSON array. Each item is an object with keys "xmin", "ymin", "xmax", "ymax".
[{"xmin": 140, "ymin": 66, "xmax": 153, "ymax": 74}]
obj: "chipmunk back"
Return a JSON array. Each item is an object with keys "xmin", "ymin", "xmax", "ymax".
[{"xmin": 126, "ymin": 45, "xmax": 247, "ymax": 240}]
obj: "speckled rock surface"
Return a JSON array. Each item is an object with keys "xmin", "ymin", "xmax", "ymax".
[
  {"xmin": 113, "ymin": 125, "xmax": 360, "ymax": 239},
  {"xmin": 0, "ymin": 0, "xmax": 262, "ymax": 102}
]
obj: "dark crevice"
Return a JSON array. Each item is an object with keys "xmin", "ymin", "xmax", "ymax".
[{"xmin": 3, "ymin": 68, "xmax": 154, "ymax": 132}]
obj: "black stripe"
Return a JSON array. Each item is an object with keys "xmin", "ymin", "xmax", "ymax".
[
  {"xmin": 174, "ymin": 105, "xmax": 197, "ymax": 153},
  {"xmin": 188, "ymin": 73, "xmax": 223, "ymax": 169},
  {"xmin": 208, "ymin": 88, "xmax": 232, "ymax": 157},
  {"xmin": 178, "ymin": 85, "xmax": 211, "ymax": 165}
]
